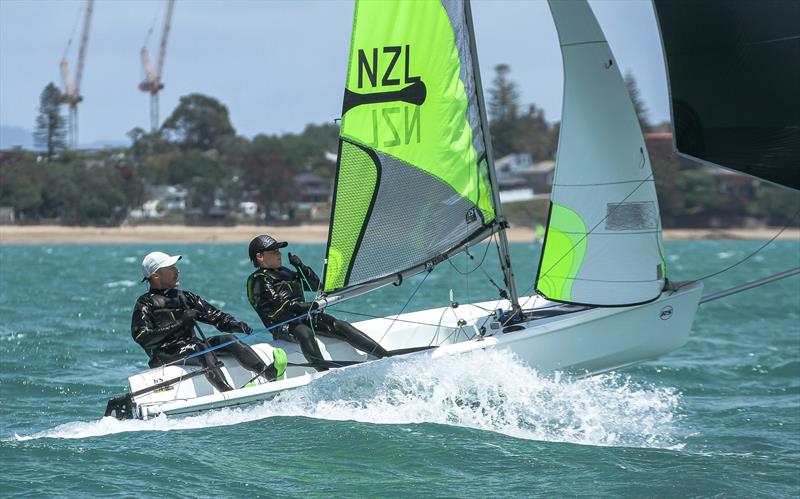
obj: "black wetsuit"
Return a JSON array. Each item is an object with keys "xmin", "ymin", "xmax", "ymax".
[
  {"xmin": 131, "ymin": 288, "xmax": 269, "ymax": 392},
  {"xmin": 246, "ymin": 264, "xmax": 388, "ymax": 367}
]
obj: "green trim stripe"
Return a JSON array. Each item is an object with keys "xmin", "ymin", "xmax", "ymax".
[{"xmin": 537, "ymin": 203, "xmax": 588, "ymax": 301}]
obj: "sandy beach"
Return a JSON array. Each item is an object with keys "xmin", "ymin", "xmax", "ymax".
[{"xmin": 1, "ymin": 224, "xmax": 798, "ymax": 244}]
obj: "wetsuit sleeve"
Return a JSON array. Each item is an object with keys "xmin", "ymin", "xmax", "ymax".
[
  {"xmin": 297, "ymin": 264, "xmax": 321, "ymax": 292},
  {"xmin": 248, "ymin": 272, "xmax": 303, "ymax": 327},
  {"xmin": 130, "ymin": 296, "xmax": 187, "ymax": 352},
  {"xmin": 181, "ymin": 291, "xmax": 240, "ymax": 333}
]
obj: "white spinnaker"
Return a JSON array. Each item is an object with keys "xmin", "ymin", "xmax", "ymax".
[{"xmin": 537, "ymin": 0, "xmax": 665, "ymax": 306}]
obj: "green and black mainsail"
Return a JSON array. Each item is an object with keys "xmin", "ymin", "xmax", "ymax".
[{"xmin": 322, "ymin": 0, "xmax": 505, "ymax": 302}]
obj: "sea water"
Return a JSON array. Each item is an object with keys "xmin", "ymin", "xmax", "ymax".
[{"xmin": 1, "ymin": 241, "xmax": 798, "ymax": 496}]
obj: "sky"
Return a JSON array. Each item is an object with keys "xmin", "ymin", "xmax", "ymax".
[{"xmin": 0, "ymin": 0, "xmax": 670, "ymax": 148}]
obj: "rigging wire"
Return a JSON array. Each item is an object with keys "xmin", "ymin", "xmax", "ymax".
[
  {"xmin": 676, "ymin": 205, "xmax": 800, "ymax": 290},
  {"xmin": 538, "ymin": 172, "xmax": 656, "ymax": 282},
  {"xmin": 376, "ymin": 269, "xmax": 433, "ymax": 345},
  {"xmin": 62, "ymin": 3, "xmax": 85, "ymax": 59}
]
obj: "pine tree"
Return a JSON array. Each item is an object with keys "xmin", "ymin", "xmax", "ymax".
[
  {"xmin": 33, "ymin": 83, "xmax": 67, "ymax": 160},
  {"xmin": 488, "ymin": 64, "xmax": 519, "ymax": 122},
  {"xmin": 488, "ymin": 64, "xmax": 522, "ymax": 157},
  {"xmin": 624, "ymin": 70, "xmax": 651, "ymax": 133}
]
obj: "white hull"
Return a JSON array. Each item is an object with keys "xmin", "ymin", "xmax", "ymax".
[{"xmin": 121, "ymin": 282, "xmax": 702, "ymax": 420}]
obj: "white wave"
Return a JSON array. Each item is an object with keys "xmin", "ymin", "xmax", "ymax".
[
  {"xmin": 103, "ymin": 280, "xmax": 138, "ymax": 288},
  {"xmin": 16, "ymin": 350, "xmax": 684, "ymax": 449}
]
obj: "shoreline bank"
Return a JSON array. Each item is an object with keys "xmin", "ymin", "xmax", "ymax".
[{"xmin": 1, "ymin": 224, "xmax": 798, "ymax": 245}]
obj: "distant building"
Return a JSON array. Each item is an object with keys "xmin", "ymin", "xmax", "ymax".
[
  {"xmin": 0, "ymin": 206, "xmax": 15, "ymax": 225},
  {"xmin": 495, "ymin": 153, "xmax": 533, "ymax": 175},
  {"xmin": 294, "ymin": 173, "xmax": 331, "ymax": 203},
  {"xmin": 129, "ymin": 185, "xmax": 187, "ymax": 219}
]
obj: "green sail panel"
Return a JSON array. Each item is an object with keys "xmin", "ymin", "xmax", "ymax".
[
  {"xmin": 325, "ymin": 141, "xmax": 379, "ymax": 291},
  {"xmin": 324, "ymin": 0, "xmax": 496, "ymax": 294},
  {"xmin": 535, "ymin": 0, "xmax": 665, "ymax": 306}
]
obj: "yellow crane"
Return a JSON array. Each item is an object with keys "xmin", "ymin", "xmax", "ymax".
[
  {"xmin": 59, "ymin": 0, "xmax": 94, "ymax": 149},
  {"xmin": 139, "ymin": 0, "xmax": 175, "ymax": 132}
]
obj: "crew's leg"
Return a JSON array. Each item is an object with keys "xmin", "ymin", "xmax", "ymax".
[
  {"xmin": 196, "ymin": 347, "xmax": 235, "ymax": 392},
  {"xmin": 319, "ymin": 313, "xmax": 389, "ymax": 358},
  {"xmin": 209, "ymin": 335, "xmax": 284, "ymax": 381},
  {"xmin": 290, "ymin": 323, "xmax": 327, "ymax": 371},
  {"xmin": 209, "ymin": 335, "xmax": 267, "ymax": 373}
]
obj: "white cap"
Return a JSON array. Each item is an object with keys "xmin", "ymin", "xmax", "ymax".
[{"xmin": 141, "ymin": 251, "xmax": 182, "ymax": 281}]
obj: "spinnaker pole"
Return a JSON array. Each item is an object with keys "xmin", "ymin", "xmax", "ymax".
[
  {"xmin": 464, "ymin": 0, "xmax": 521, "ymax": 313},
  {"xmin": 699, "ymin": 267, "xmax": 800, "ymax": 304}
]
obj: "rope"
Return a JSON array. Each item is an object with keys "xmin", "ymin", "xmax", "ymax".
[
  {"xmin": 377, "ymin": 268, "xmax": 433, "ymax": 345},
  {"xmin": 62, "ymin": 3, "xmax": 85, "ymax": 59},
  {"xmin": 539, "ymin": 173, "xmax": 655, "ymax": 282},
  {"xmin": 675, "ymin": 205, "xmax": 800, "ymax": 291},
  {"xmin": 333, "ymin": 308, "xmax": 460, "ymax": 329},
  {"xmin": 168, "ymin": 310, "xmax": 314, "ymax": 366},
  {"xmin": 294, "ymin": 260, "xmax": 319, "ymax": 339}
]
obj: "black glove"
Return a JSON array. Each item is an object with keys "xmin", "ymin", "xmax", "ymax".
[
  {"xmin": 182, "ymin": 309, "xmax": 200, "ymax": 324},
  {"xmin": 233, "ymin": 321, "xmax": 253, "ymax": 334},
  {"xmin": 288, "ymin": 252, "xmax": 303, "ymax": 268}
]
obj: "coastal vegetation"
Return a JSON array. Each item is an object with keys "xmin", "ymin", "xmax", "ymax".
[{"xmin": 0, "ymin": 66, "xmax": 796, "ymax": 227}]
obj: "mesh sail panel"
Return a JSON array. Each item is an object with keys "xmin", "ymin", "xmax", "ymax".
[
  {"xmin": 323, "ymin": 0, "xmax": 498, "ymax": 296},
  {"xmin": 325, "ymin": 141, "xmax": 378, "ymax": 292},
  {"xmin": 348, "ymin": 151, "xmax": 483, "ymax": 286}
]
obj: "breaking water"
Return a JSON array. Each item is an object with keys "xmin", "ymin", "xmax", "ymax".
[{"xmin": 1, "ymin": 241, "xmax": 798, "ymax": 496}]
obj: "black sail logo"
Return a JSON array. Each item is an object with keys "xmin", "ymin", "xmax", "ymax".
[{"xmin": 342, "ymin": 45, "xmax": 426, "ymax": 114}]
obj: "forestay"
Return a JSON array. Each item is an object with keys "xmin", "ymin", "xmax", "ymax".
[
  {"xmin": 535, "ymin": 0, "xmax": 665, "ymax": 307},
  {"xmin": 323, "ymin": 0, "xmax": 498, "ymax": 297}
]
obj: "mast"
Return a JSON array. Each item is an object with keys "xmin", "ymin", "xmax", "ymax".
[{"xmin": 464, "ymin": 0, "xmax": 521, "ymax": 313}]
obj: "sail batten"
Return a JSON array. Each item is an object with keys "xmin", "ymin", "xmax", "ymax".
[
  {"xmin": 536, "ymin": 0, "xmax": 666, "ymax": 307},
  {"xmin": 323, "ymin": 0, "xmax": 499, "ymax": 297}
]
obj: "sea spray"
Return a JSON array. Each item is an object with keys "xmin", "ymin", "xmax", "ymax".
[{"xmin": 17, "ymin": 349, "xmax": 683, "ymax": 449}]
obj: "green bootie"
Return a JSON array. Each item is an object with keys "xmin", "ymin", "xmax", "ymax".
[{"xmin": 272, "ymin": 347, "xmax": 287, "ymax": 381}]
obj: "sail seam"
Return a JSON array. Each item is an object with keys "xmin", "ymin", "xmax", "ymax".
[
  {"xmin": 555, "ymin": 229, "xmax": 661, "ymax": 235},
  {"xmin": 553, "ymin": 179, "xmax": 655, "ymax": 187},
  {"xmin": 542, "ymin": 276, "xmax": 663, "ymax": 283},
  {"xmin": 560, "ymin": 40, "xmax": 605, "ymax": 48}
]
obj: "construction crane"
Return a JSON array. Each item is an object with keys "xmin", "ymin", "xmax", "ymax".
[
  {"xmin": 59, "ymin": 0, "xmax": 94, "ymax": 149},
  {"xmin": 139, "ymin": 0, "xmax": 175, "ymax": 132}
]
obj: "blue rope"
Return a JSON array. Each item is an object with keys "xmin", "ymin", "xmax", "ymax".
[{"xmin": 170, "ymin": 309, "xmax": 315, "ymax": 365}]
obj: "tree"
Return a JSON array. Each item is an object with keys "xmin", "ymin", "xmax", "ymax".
[
  {"xmin": 488, "ymin": 64, "xmax": 519, "ymax": 123},
  {"xmin": 161, "ymin": 93, "xmax": 236, "ymax": 151},
  {"xmin": 624, "ymin": 71, "xmax": 651, "ymax": 133},
  {"xmin": 0, "ymin": 153, "xmax": 43, "ymax": 220},
  {"xmin": 33, "ymin": 83, "xmax": 67, "ymax": 160}
]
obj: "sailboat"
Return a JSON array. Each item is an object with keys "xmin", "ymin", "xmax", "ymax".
[{"xmin": 105, "ymin": 0, "xmax": 797, "ymax": 420}]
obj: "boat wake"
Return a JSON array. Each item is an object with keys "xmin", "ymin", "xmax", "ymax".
[{"xmin": 16, "ymin": 350, "xmax": 684, "ymax": 449}]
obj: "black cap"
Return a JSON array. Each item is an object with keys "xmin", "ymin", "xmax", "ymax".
[{"xmin": 249, "ymin": 234, "xmax": 288, "ymax": 261}]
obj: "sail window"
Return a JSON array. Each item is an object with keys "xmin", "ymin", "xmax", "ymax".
[{"xmin": 605, "ymin": 202, "xmax": 658, "ymax": 231}]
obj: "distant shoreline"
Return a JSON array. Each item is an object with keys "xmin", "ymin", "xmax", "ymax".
[{"xmin": 1, "ymin": 224, "xmax": 798, "ymax": 245}]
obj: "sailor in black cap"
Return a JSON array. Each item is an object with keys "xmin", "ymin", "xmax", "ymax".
[{"xmin": 246, "ymin": 234, "xmax": 389, "ymax": 369}]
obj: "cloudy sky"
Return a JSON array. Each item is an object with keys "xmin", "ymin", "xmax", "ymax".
[{"xmin": 0, "ymin": 0, "xmax": 669, "ymax": 147}]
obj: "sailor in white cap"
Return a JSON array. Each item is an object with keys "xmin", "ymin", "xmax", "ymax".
[{"xmin": 131, "ymin": 251, "xmax": 286, "ymax": 391}]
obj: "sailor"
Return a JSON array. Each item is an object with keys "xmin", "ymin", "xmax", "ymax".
[
  {"xmin": 132, "ymin": 251, "xmax": 286, "ymax": 392},
  {"xmin": 246, "ymin": 234, "xmax": 390, "ymax": 369}
]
